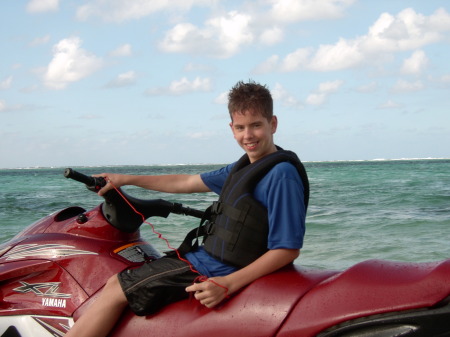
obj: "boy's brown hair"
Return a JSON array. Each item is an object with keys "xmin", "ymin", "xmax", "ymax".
[{"xmin": 228, "ymin": 80, "xmax": 273, "ymax": 121}]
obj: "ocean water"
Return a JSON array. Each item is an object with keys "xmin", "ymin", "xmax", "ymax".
[{"xmin": 0, "ymin": 160, "xmax": 449, "ymax": 271}]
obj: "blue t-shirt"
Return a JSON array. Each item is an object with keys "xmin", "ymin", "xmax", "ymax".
[{"xmin": 185, "ymin": 161, "xmax": 306, "ymax": 277}]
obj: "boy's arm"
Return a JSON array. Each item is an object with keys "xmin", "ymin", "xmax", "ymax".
[
  {"xmin": 96, "ymin": 173, "xmax": 211, "ymax": 195},
  {"xmin": 186, "ymin": 248, "xmax": 300, "ymax": 308}
]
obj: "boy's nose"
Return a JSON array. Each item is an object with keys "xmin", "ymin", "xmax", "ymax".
[{"xmin": 244, "ymin": 127, "xmax": 253, "ymax": 138}]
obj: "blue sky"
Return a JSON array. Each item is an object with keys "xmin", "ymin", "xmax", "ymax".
[{"xmin": 1, "ymin": 0, "xmax": 450, "ymax": 168}]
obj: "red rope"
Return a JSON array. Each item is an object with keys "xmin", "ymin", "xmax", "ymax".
[{"xmin": 106, "ymin": 178, "xmax": 229, "ymax": 298}]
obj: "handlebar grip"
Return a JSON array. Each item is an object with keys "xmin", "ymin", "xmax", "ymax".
[
  {"xmin": 64, "ymin": 168, "xmax": 106, "ymax": 191},
  {"xmin": 172, "ymin": 203, "xmax": 205, "ymax": 219}
]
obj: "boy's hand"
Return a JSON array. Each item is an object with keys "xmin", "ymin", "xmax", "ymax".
[
  {"xmin": 186, "ymin": 277, "xmax": 229, "ymax": 308},
  {"xmin": 93, "ymin": 173, "xmax": 122, "ymax": 196}
]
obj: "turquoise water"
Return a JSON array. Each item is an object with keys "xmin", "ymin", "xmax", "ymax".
[{"xmin": 1, "ymin": 160, "xmax": 449, "ymax": 270}]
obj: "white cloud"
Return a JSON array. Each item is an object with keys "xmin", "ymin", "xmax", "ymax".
[
  {"xmin": 272, "ymin": 83, "xmax": 303, "ymax": 109},
  {"xmin": 318, "ymin": 80, "xmax": 344, "ymax": 93},
  {"xmin": 146, "ymin": 77, "xmax": 212, "ymax": 96},
  {"xmin": 158, "ymin": 0, "xmax": 355, "ymax": 59},
  {"xmin": 427, "ymin": 73, "xmax": 450, "ymax": 88},
  {"xmin": 75, "ymin": 0, "xmax": 354, "ymax": 25},
  {"xmin": 362, "ymin": 8, "xmax": 450, "ymax": 52},
  {"xmin": 0, "ymin": 100, "xmax": 27, "ymax": 113},
  {"xmin": 306, "ymin": 80, "xmax": 343, "ymax": 105},
  {"xmin": 214, "ymin": 92, "xmax": 228, "ymax": 105},
  {"xmin": 271, "ymin": 0, "xmax": 355, "ymax": 22},
  {"xmin": 43, "ymin": 37, "xmax": 103, "ymax": 90},
  {"xmin": 159, "ymin": 23, "xmax": 201, "ymax": 53},
  {"xmin": 391, "ymin": 79, "xmax": 424, "ymax": 93},
  {"xmin": 110, "ymin": 44, "xmax": 132, "ymax": 57},
  {"xmin": 74, "ymin": 1, "xmax": 356, "ymax": 59},
  {"xmin": 306, "ymin": 93, "xmax": 327, "ymax": 106},
  {"xmin": 259, "ymin": 26, "xmax": 283, "ymax": 45},
  {"xmin": 310, "ymin": 38, "xmax": 364, "ymax": 71},
  {"xmin": 280, "ymin": 48, "xmax": 313, "ymax": 72},
  {"xmin": 76, "ymin": 0, "xmax": 215, "ymax": 22},
  {"xmin": 0, "ymin": 76, "xmax": 13, "ymax": 90},
  {"xmin": 401, "ymin": 50, "xmax": 429, "ymax": 75},
  {"xmin": 105, "ymin": 71, "xmax": 137, "ymax": 88},
  {"xmin": 256, "ymin": 8, "xmax": 450, "ymax": 73},
  {"xmin": 26, "ymin": 0, "xmax": 59, "ymax": 13},
  {"xmin": 253, "ymin": 55, "xmax": 280, "ymax": 74},
  {"xmin": 159, "ymin": 11, "xmax": 253, "ymax": 58},
  {"xmin": 253, "ymin": 47, "xmax": 313, "ymax": 74},
  {"xmin": 268, "ymin": 0, "xmax": 355, "ymax": 22},
  {"xmin": 208, "ymin": 11, "xmax": 253, "ymax": 56}
]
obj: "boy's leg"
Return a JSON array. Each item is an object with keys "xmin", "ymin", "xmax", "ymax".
[
  {"xmin": 65, "ymin": 255, "xmax": 198, "ymax": 336},
  {"xmin": 64, "ymin": 274, "xmax": 127, "ymax": 337}
]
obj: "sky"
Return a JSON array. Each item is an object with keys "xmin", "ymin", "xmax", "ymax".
[{"xmin": 1, "ymin": 0, "xmax": 450, "ymax": 168}]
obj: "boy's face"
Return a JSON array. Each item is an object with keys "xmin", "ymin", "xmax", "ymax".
[{"xmin": 230, "ymin": 110, "xmax": 278, "ymax": 163}]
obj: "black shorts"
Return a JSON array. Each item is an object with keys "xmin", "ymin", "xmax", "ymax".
[{"xmin": 118, "ymin": 255, "xmax": 199, "ymax": 316}]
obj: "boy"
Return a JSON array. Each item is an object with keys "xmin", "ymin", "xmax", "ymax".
[{"xmin": 65, "ymin": 80, "xmax": 308, "ymax": 337}]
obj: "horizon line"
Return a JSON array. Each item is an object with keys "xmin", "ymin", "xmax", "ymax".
[{"xmin": 2, "ymin": 157, "xmax": 449, "ymax": 170}]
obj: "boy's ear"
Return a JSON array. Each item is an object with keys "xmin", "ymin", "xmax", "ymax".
[
  {"xmin": 271, "ymin": 115, "xmax": 278, "ymax": 133},
  {"xmin": 229, "ymin": 121, "xmax": 236, "ymax": 136}
]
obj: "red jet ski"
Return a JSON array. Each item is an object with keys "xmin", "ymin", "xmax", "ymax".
[{"xmin": 0, "ymin": 169, "xmax": 449, "ymax": 337}]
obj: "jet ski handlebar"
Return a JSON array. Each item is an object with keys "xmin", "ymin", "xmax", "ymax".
[
  {"xmin": 64, "ymin": 168, "xmax": 106, "ymax": 192},
  {"xmin": 64, "ymin": 168, "xmax": 205, "ymax": 232}
]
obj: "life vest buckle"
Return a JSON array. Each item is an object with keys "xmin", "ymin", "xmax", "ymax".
[
  {"xmin": 205, "ymin": 220, "xmax": 215, "ymax": 235},
  {"xmin": 211, "ymin": 201, "xmax": 223, "ymax": 214}
]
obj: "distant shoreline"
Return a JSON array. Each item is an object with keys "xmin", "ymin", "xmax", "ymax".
[{"xmin": 2, "ymin": 157, "xmax": 449, "ymax": 170}]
